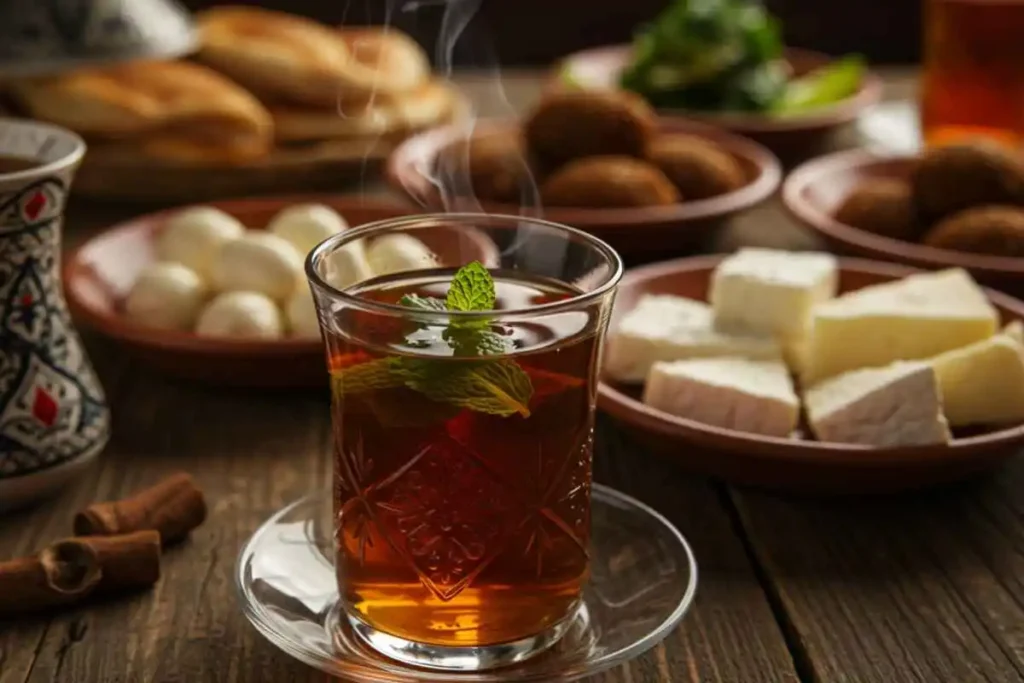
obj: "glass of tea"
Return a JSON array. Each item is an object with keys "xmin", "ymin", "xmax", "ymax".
[
  {"xmin": 921, "ymin": 0, "xmax": 1024, "ymax": 147},
  {"xmin": 305, "ymin": 214, "xmax": 622, "ymax": 671}
]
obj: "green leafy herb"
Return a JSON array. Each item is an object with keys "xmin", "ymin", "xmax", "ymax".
[
  {"xmin": 398, "ymin": 293, "xmax": 447, "ymax": 311},
  {"xmin": 331, "ymin": 261, "xmax": 533, "ymax": 417},
  {"xmin": 446, "ymin": 261, "xmax": 496, "ymax": 312}
]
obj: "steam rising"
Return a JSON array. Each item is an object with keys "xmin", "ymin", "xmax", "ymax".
[{"xmin": 391, "ymin": 0, "xmax": 542, "ymax": 216}]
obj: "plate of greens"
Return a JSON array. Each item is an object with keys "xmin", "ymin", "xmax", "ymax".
[{"xmin": 554, "ymin": 0, "xmax": 882, "ymax": 149}]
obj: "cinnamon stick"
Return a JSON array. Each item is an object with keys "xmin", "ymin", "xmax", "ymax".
[
  {"xmin": 0, "ymin": 531, "xmax": 161, "ymax": 617},
  {"xmin": 74, "ymin": 473, "xmax": 206, "ymax": 545}
]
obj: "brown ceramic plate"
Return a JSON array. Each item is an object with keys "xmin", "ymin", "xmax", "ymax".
[
  {"xmin": 598, "ymin": 255, "xmax": 1024, "ymax": 494},
  {"xmin": 783, "ymin": 149, "xmax": 1024, "ymax": 293},
  {"xmin": 553, "ymin": 45, "xmax": 883, "ymax": 155},
  {"xmin": 64, "ymin": 196, "xmax": 500, "ymax": 388},
  {"xmin": 386, "ymin": 118, "xmax": 781, "ymax": 258}
]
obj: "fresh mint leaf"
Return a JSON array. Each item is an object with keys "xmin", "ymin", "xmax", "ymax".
[
  {"xmin": 404, "ymin": 359, "xmax": 533, "ymax": 417},
  {"xmin": 446, "ymin": 261, "xmax": 495, "ymax": 312},
  {"xmin": 330, "ymin": 357, "xmax": 406, "ymax": 394},
  {"xmin": 399, "ymin": 293, "xmax": 447, "ymax": 311},
  {"xmin": 331, "ymin": 261, "xmax": 533, "ymax": 417}
]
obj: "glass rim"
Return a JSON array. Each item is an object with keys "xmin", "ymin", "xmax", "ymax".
[{"xmin": 305, "ymin": 212, "xmax": 624, "ymax": 319}]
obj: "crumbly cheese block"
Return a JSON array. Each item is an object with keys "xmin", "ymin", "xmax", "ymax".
[
  {"xmin": 803, "ymin": 268, "xmax": 999, "ymax": 382},
  {"xmin": 1003, "ymin": 319, "xmax": 1024, "ymax": 344},
  {"xmin": 930, "ymin": 333, "xmax": 1024, "ymax": 427},
  {"xmin": 804, "ymin": 361, "xmax": 951, "ymax": 447},
  {"xmin": 642, "ymin": 357, "xmax": 799, "ymax": 437},
  {"xmin": 604, "ymin": 294, "xmax": 781, "ymax": 382},
  {"xmin": 710, "ymin": 248, "xmax": 838, "ymax": 339}
]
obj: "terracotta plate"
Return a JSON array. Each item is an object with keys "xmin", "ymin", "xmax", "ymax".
[
  {"xmin": 553, "ymin": 45, "xmax": 884, "ymax": 155},
  {"xmin": 598, "ymin": 255, "xmax": 1024, "ymax": 494},
  {"xmin": 387, "ymin": 118, "xmax": 781, "ymax": 258},
  {"xmin": 64, "ymin": 196, "xmax": 500, "ymax": 388},
  {"xmin": 783, "ymin": 149, "xmax": 1024, "ymax": 294}
]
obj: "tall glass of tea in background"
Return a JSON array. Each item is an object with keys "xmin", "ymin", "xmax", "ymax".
[
  {"xmin": 921, "ymin": 0, "xmax": 1024, "ymax": 147},
  {"xmin": 306, "ymin": 215, "xmax": 622, "ymax": 671}
]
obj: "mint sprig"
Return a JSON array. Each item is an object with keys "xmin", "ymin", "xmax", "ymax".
[{"xmin": 332, "ymin": 262, "xmax": 534, "ymax": 417}]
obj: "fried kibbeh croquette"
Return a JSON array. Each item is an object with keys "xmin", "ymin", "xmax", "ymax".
[
  {"xmin": 540, "ymin": 156, "xmax": 680, "ymax": 208},
  {"xmin": 911, "ymin": 142, "xmax": 1024, "ymax": 221},
  {"xmin": 524, "ymin": 90, "xmax": 657, "ymax": 168},
  {"xmin": 922, "ymin": 205, "xmax": 1024, "ymax": 256},
  {"xmin": 833, "ymin": 177, "xmax": 921, "ymax": 241},
  {"xmin": 647, "ymin": 134, "xmax": 745, "ymax": 200},
  {"xmin": 452, "ymin": 134, "xmax": 537, "ymax": 203}
]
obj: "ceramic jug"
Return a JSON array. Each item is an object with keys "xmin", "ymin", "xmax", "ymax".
[{"xmin": 0, "ymin": 118, "xmax": 110, "ymax": 512}]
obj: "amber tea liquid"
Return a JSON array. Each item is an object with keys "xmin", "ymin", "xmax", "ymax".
[
  {"xmin": 921, "ymin": 0, "xmax": 1024, "ymax": 147},
  {"xmin": 327, "ymin": 270, "xmax": 600, "ymax": 647}
]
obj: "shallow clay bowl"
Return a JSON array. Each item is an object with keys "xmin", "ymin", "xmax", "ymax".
[
  {"xmin": 387, "ymin": 118, "xmax": 781, "ymax": 259},
  {"xmin": 64, "ymin": 196, "xmax": 500, "ymax": 388},
  {"xmin": 783, "ymin": 149, "xmax": 1024, "ymax": 294},
  {"xmin": 553, "ymin": 45, "xmax": 883, "ymax": 157},
  {"xmin": 599, "ymin": 255, "xmax": 1024, "ymax": 495}
]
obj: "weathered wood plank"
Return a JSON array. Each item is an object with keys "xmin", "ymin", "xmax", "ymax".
[
  {"xmin": 731, "ymin": 457, "xmax": 1024, "ymax": 683},
  {"xmin": 595, "ymin": 423, "xmax": 800, "ymax": 683}
]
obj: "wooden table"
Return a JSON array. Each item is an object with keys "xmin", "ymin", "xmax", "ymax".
[{"xmin": 4, "ymin": 70, "xmax": 1024, "ymax": 683}]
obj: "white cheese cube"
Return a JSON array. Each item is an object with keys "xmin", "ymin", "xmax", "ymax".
[
  {"xmin": 604, "ymin": 294, "xmax": 781, "ymax": 382},
  {"xmin": 804, "ymin": 361, "xmax": 951, "ymax": 447},
  {"xmin": 803, "ymin": 268, "xmax": 999, "ymax": 382},
  {"xmin": 642, "ymin": 357, "xmax": 799, "ymax": 437},
  {"xmin": 710, "ymin": 248, "xmax": 838, "ymax": 341},
  {"xmin": 931, "ymin": 334, "xmax": 1024, "ymax": 427}
]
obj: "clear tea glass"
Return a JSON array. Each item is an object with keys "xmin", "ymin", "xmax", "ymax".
[
  {"xmin": 921, "ymin": 0, "xmax": 1024, "ymax": 147},
  {"xmin": 305, "ymin": 214, "xmax": 622, "ymax": 671}
]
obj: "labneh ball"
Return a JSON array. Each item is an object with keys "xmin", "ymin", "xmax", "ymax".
[
  {"xmin": 541, "ymin": 156, "xmax": 680, "ymax": 208},
  {"xmin": 524, "ymin": 90, "xmax": 656, "ymax": 167},
  {"xmin": 922, "ymin": 205, "xmax": 1024, "ymax": 256},
  {"xmin": 646, "ymin": 134, "xmax": 746, "ymax": 200},
  {"xmin": 833, "ymin": 177, "xmax": 920, "ymax": 241},
  {"xmin": 911, "ymin": 141, "xmax": 1024, "ymax": 221}
]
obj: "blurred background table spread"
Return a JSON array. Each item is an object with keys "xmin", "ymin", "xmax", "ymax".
[{"xmin": 3, "ymin": 65, "xmax": 1024, "ymax": 683}]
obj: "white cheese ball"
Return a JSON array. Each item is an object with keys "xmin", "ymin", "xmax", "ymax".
[
  {"xmin": 194, "ymin": 291, "xmax": 284, "ymax": 340},
  {"xmin": 211, "ymin": 231, "xmax": 303, "ymax": 302},
  {"xmin": 324, "ymin": 238, "xmax": 374, "ymax": 290},
  {"xmin": 124, "ymin": 262, "xmax": 208, "ymax": 331},
  {"xmin": 156, "ymin": 207, "xmax": 245, "ymax": 279},
  {"xmin": 268, "ymin": 204, "xmax": 348, "ymax": 256},
  {"xmin": 366, "ymin": 234, "xmax": 437, "ymax": 276},
  {"xmin": 286, "ymin": 286, "xmax": 321, "ymax": 339}
]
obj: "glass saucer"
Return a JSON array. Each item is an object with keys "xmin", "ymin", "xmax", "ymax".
[{"xmin": 235, "ymin": 485, "xmax": 698, "ymax": 682}]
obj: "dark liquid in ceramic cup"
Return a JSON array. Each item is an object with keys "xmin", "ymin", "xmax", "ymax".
[
  {"xmin": 328, "ymin": 269, "xmax": 597, "ymax": 647},
  {"xmin": 0, "ymin": 155, "xmax": 37, "ymax": 174}
]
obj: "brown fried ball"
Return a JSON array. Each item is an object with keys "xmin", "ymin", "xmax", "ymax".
[
  {"xmin": 833, "ymin": 177, "xmax": 920, "ymax": 241},
  {"xmin": 440, "ymin": 134, "xmax": 538, "ymax": 203},
  {"xmin": 922, "ymin": 205, "xmax": 1024, "ymax": 256},
  {"xmin": 911, "ymin": 141, "xmax": 1024, "ymax": 221},
  {"xmin": 524, "ymin": 90, "xmax": 657, "ymax": 168},
  {"xmin": 646, "ymin": 134, "xmax": 746, "ymax": 200},
  {"xmin": 540, "ymin": 156, "xmax": 680, "ymax": 208}
]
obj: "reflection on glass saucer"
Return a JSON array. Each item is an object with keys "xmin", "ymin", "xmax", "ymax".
[{"xmin": 235, "ymin": 485, "xmax": 698, "ymax": 682}]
